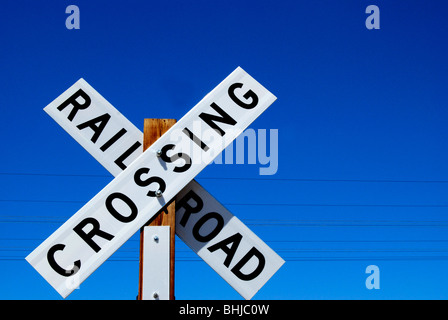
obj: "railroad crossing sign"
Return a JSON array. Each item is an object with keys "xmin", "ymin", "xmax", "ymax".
[{"xmin": 26, "ymin": 67, "xmax": 284, "ymax": 299}]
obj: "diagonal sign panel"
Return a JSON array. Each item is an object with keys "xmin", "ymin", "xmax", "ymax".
[
  {"xmin": 42, "ymin": 78, "xmax": 143, "ymax": 177},
  {"xmin": 41, "ymin": 75, "xmax": 284, "ymax": 299},
  {"xmin": 26, "ymin": 67, "xmax": 277, "ymax": 298},
  {"xmin": 175, "ymin": 180, "xmax": 284, "ymax": 300}
]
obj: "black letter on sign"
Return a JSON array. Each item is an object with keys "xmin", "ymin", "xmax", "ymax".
[
  {"xmin": 100, "ymin": 128, "xmax": 127, "ymax": 152},
  {"xmin": 47, "ymin": 243, "xmax": 81, "ymax": 277},
  {"xmin": 199, "ymin": 102, "xmax": 237, "ymax": 136},
  {"xmin": 114, "ymin": 141, "xmax": 142, "ymax": 170},
  {"xmin": 57, "ymin": 89, "xmax": 91, "ymax": 121},
  {"xmin": 176, "ymin": 189, "xmax": 204, "ymax": 227},
  {"xmin": 192, "ymin": 212, "xmax": 224, "ymax": 242},
  {"xmin": 160, "ymin": 144, "xmax": 192, "ymax": 173},
  {"xmin": 207, "ymin": 232, "xmax": 243, "ymax": 268},
  {"xmin": 228, "ymin": 83, "xmax": 259, "ymax": 110},
  {"xmin": 105, "ymin": 192, "xmax": 138, "ymax": 222},
  {"xmin": 73, "ymin": 217, "xmax": 114, "ymax": 253},
  {"xmin": 76, "ymin": 113, "xmax": 111, "ymax": 143},
  {"xmin": 134, "ymin": 167, "xmax": 166, "ymax": 197},
  {"xmin": 231, "ymin": 247, "xmax": 266, "ymax": 281},
  {"xmin": 182, "ymin": 128, "xmax": 210, "ymax": 151}
]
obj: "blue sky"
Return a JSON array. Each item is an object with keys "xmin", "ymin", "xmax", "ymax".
[{"xmin": 1, "ymin": 0, "xmax": 448, "ymax": 299}]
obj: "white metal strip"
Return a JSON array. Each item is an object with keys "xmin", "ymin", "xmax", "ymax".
[{"xmin": 142, "ymin": 226, "xmax": 170, "ymax": 300}]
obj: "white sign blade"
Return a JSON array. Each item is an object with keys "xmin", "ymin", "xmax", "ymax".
[
  {"xmin": 175, "ymin": 180, "xmax": 285, "ymax": 300},
  {"xmin": 43, "ymin": 78, "xmax": 143, "ymax": 177},
  {"xmin": 26, "ymin": 67, "xmax": 277, "ymax": 298}
]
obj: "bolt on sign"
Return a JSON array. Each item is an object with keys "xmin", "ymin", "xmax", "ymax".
[{"xmin": 26, "ymin": 67, "xmax": 284, "ymax": 299}]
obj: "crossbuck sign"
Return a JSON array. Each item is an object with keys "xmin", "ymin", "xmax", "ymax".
[{"xmin": 26, "ymin": 67, "xmax": 284, "ymax": 299}]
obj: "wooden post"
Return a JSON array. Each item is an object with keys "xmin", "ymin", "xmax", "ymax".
[{"xmin": 138, "ymin": 118, "xmax": 177, "ymax": 300}]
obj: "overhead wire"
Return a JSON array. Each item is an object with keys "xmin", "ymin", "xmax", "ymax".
[
  {"xmin": 3, "ymin": 216, "xmax": 448, "ymax": 227},
  {"xmin": 2, "ymin": 172, "xmax": 448, "ymax": 263},
  {"xmin": 2, "ymin": 172, "xmax": 448, "ymax": 183},
  {"xmin": 2, "ymin": 199, "xmax": 448, "ymax": 208}
]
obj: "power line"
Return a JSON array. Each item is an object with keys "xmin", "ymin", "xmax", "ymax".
[
  {"xmin": 0, "ymin": 199, "xmax": 85, "ymax": 204},
  {"xmin": 5, "ymin": 216, "xmax": 448, "ymax": 223},
  {"xmin": 2, "ymin": 256, "xmax": 448, "ymax": 262},
  {"xmin": 2, "ymin": 237, "xmax": 448, "ymax": 244},
  {"xmin": 266, "ymin": 239, "xmax": 448, "ymax": 243},
  {"xmin": 0, "ymin": 172, "xmax": 110, "ymax": 178},
  {"xmin": 284, "ymin": 256, "xmax": 448, "ymax": 262},
  {"xmin": 2, "ymin": 199, "xmax": 448, "ymax": 208},
  {"xmin": 243, "ymin": 219, "xmax": 448, "ymax": 227},
  {"xmin": 2, "ymin": 217, "xmax": 448, "ymax": 227},
  {"xmin": 5, "ymin": 247, "xmax": 448, "ymax": 254},
  {"xmin": 2, "ymin": 172, "xmax": 448, "ymax": 183},
  {"xmin": 227, "ymin": 203, "xmax": 448, "ymax": 208}
]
